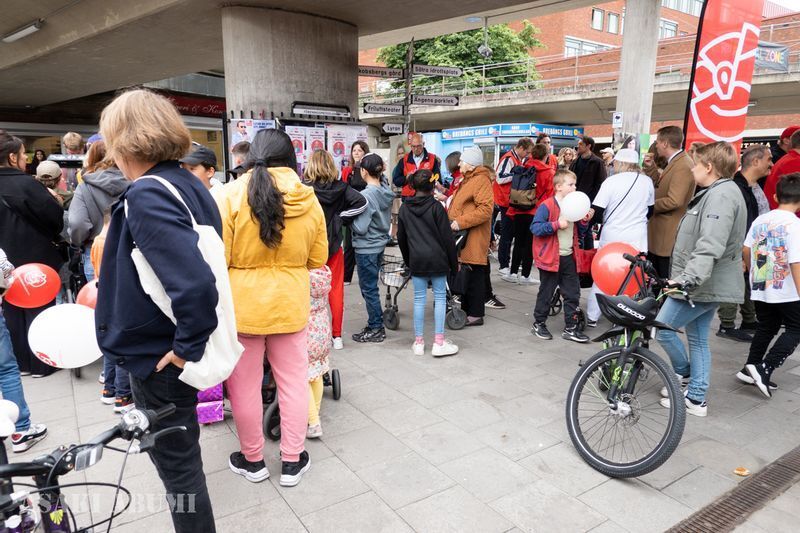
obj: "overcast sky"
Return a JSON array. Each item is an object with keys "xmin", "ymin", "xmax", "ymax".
[{"xmin": 769, "ymin": 0, "xmax": 800, "ymax": 12}]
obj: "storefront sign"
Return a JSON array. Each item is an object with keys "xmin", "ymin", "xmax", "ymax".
[
  {"xmin": 531, "ymin": 123, "xmax": 584, "ymax": 137},
  {"xmin": 441, "ymin": 125, "xmax": 496, "ymax": 140},
  {"xmin": 442, "ymin": 123, "xmax": 584, "ymax": 141},
  {"xmin": 498, "ymin": 123, "xmax": 533, "ymax": 137},
  {"xmin": 165, "ymin": 93, "xmax": 226, "ymax": 117}
]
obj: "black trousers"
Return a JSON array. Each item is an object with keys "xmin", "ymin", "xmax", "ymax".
[
  {"xmin": 484, "ymin": 260, "xmax": 494, "ymax": 301},
  {"xmin": 745, "ymin": 300, "xmax": 800, "ymax": 370},
  {"xmin": 647, "ymin": 253, "xmax": 671, "ymax": 279},
  {"xmin": 130, "ymin": 365, "xmax": 216, "ymax": 533},
  {"xmin": 534, "ymin": 255, "xmax": 580, "ymax": 327},
  {"xmin": 510, "ymin": 214, "xmax": 534, "ymax": 278},
  {"xmin": 497, "ymin": 207, "xmax": 514, "ymax": 270},
  {"xmin": 1, "ymin": 300, "xmax": 56, "ymax": 376},
  {"xmin": 343, "ymin": 228, "xmax": 356, "ymax": 283},
  {"xmin": 460, "ymin": 263, "xmax": 487, "ymax": 318}
]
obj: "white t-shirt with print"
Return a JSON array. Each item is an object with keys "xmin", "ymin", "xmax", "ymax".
[
  {"xmin": 744, "ymin": 209, "xmax": 800, "ymax": 303},
  {"xmin": 592, "ymin": 171, "xmax": 655, "ymax": 252}
]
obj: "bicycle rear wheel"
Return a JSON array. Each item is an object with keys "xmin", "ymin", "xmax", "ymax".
[{"xmin": 565, "ymin": 346, "xmax": 685, "ymax": 478}]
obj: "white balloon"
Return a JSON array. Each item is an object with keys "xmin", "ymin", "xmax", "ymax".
[
  {"xmin": 560, "ymin": 191, "xmax": 591, "ymax": 222},
  {"xmin": 28, "ymin": 304, "xmax": 102, "ymax": 369},
  {"xmin": 0, "ymin": 399, "xmax": 20, "ymax": 437}
]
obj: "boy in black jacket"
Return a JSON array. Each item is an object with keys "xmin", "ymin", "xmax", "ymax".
[{"xmin": 398, "ymin": 169, "xmax": 459, "ymax": 357}]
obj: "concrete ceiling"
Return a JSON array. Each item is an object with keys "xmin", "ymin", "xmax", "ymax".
[{"xmin": 0, "ymin": 0, "xmax": 595, "ymax": 107}]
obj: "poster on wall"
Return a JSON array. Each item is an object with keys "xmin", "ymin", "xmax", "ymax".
[
  {"xmin": 683, "ymin": 0, "xmax": 765, "ymax": 153},
  {"xmin": 228, "ymin": 119, "xmax": 275, "ymax": 150},
  {"xmin": 306, "ymin": 128, "xmax": 326, "ymax": 155},
  {"xmin": 325, "ymin": 125, "xmax": 369, "ymax": 172},
  {"xmin": 285, "ymin": 125, "xmax": 307, "ymax": 175},
  {"xmin": 613, "ymin": 132, "xmax": 651, "ymax": 164}
]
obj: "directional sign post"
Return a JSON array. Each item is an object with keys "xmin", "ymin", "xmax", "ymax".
[
  {"xmin": 382, "ymin": 123, "xmax": 405, "ymax": 134},
  {"xmin": 411, "ymin": 94, "xmax": 460, "ymax": 106},
  {"xmin": 358, "ymin": 65, "xmax": 405, "ymax": 78},
  {"xmin": 412, "ymin": 64, "xmax": 464, "ymax": 77},
  {"xmin": 363, "ymin": 103, "xmax": 405, "ymax": 115}
]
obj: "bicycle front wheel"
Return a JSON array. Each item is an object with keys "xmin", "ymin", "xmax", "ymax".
[{"xmin": 565, "ymin": 346, "xmax": 686, "ymax": 478}]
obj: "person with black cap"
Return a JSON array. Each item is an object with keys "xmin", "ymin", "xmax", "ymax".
[{"xmin": 180, "ymin": 143, "xmax": 222, "ymax": 193}]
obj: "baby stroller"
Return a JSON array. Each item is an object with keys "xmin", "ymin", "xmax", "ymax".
[
  {"xmin": 262, "ymin": 361, "xmax": 341, "ymax": 441},
  {"xmin": 380, "ymin": 255, "xmax": 466, "ymax": 331}
]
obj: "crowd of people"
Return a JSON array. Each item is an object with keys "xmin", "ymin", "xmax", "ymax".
[{"xmin": 3, "ymin": 88, "xmax": 800, "ymax": 531}]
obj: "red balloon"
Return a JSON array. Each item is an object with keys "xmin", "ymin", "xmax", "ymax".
[
  {"xmin": 3, "ymin": 263, "xmax": 60, "ymax": 308},
  {"xmin": 591, "ymin": 242, "xmax": 644, "ymax": 297},
  {"xmin": 76, "ymin": 281, "xmax": 98, "ymax": 309}
]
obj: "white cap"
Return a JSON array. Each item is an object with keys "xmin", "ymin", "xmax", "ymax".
[
  {"xmin": 460, "ymin": 146, "xmax": 483, "ymax": 168},
  {"xmin": 614, "ymin": 148, "xmax": 639, "ymax": 164},
  {"xmin": 600, "ymin": 147, "xmax": 614, "ymax": 155}
]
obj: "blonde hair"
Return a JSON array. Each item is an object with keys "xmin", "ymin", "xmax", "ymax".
[
  {"xmin": 84, "ymin": 140, "xmax": 113, "ymax": 173},
  {"xmin": 553, "ymin": 169, "xmax": 577, "ymax": 187},
  {"xmin": 557, "ymin": 147, "xmax": 575, "ymax": 167},
  {"xmin": 100, "ymin": 89, "xmax": 191, "ymax": 165},
  {"xmin": 304, "ymin": 149, "xmax": 339, "ymax": 184},
  {"xmin": 692, "ymin": 141, "xmax": 737, "ymax": 179},
  {"xmin": 614, "ymin": 161, "xmax": 641, "ymax": 174},
  {"xmin": 62, "ymin": 132, "xmax": 84, "ymax": 153}
]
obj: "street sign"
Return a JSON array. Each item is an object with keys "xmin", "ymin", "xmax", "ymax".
[
  {"xmin": 382, "ymin": 123, "xmax": 405, "ymax": 134},
  {"xmin": 612, "ymin": 111, "xmax": 624, "ymax": 129},
  {"xmin": 411, "ymin": 94, "xmax": 460, "ymax": 106},
  {"xmin": 358, "ymin": 65, "xmax": 404, "ymax": 78},
  {"xmin": 363, "ymin": 103, "xmax": 405, "ymax": 115},
  {"xmin": 412, "ymin": 64, "xmax": 463, "ymax": 77}
]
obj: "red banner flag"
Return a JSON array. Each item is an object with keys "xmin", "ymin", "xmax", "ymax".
[{"xmin": 683, "ymin": 0, "xmax": 765, "ymax": 153}]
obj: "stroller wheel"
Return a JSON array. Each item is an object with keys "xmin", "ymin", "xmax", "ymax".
[
  {"xmin": 263, "ymin": 399, "xmax": 281, "ymax": 441},
  {"xmin": 331, "ymin": 369, "xmax": 341, "ymax": 400},
  {"xmin": 446, "ymin": 307, "xmax": 467, "ymax": 330},
  {"xmin": 384, "ymin": 308, "xmax": 400, "ymax": 330},
  {"xmin": 576, "ymin": 308, "xmax": 587, "ymax": 332},
  {"xmin": 549, "ymin": 288, "xmax": 563, "ymax": 316}
]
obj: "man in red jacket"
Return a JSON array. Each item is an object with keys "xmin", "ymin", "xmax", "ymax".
[
  {"xmin": 765, "ymin": 130, "xmax": 800, "ymax": 214},
  {"xmin": 392, "ymin": 133, "xmax": 440, "ymax": 199}
]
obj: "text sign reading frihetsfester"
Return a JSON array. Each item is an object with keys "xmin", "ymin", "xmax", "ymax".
[
  {"xmin": 412, "ymin": 64, "xmax": 464, "ymax": 77},
  {"xmin": 363, "ymin": 103, "xmax": 406, "ymax": 115},
  {"xmin": 411, "ymin": 94, "xmax": 460, "ymax": 106}
]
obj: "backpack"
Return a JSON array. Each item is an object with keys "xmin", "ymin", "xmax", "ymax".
[{"xmin": 508, "ymin": 165, "xmax": 537, "ymax": 210}]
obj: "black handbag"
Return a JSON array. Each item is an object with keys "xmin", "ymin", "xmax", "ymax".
[
  {"xmin": 453, "ymin": 229, "xmax": 469, "ymax": 252},
  {"xmin": 449, "ymin": 263, "xmax": 471, "ymax": 295}
]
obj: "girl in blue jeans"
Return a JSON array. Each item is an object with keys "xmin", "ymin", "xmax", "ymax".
[{"xmin": 397, "ymin": 169, "xmax": 459, "ymax": 357}]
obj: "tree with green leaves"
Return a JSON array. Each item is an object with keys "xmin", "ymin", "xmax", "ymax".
[{"xmin": 377, "ymin": 22, "xmax": 542, "ymax": 93}]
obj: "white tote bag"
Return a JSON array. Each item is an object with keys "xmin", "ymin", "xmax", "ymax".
[{"xmin": 124, "ymin": 176, "xmax": 243, "ymax": 390}]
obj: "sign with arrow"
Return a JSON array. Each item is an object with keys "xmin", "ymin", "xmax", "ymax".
[
  {"xmin": 411, "ymin": 94, "xmax": 460, "ymax": 106},
  {"xmin": 363, "ymin": 103, "xmax": 405, "ymax": 115},
  {"xmin": 382, "ymin": 123, "xmax": 405, "ymax": 134},
  {"xmin": 358, "ymin": 65, "xmax": 405, "ymax": 78},
  {"xmin": 412, "ymin": 64, "xmax": 463, "ymax": 77}
]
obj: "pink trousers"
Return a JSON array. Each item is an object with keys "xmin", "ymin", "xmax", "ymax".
[{"xmin": 227, "ymin": 328, "xmax": 308, "ymax": 462}]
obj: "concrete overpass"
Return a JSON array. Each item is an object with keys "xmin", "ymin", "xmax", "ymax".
[{"xmin": 0, "ymin": 0, "xmax": 596, "ymax": 108}]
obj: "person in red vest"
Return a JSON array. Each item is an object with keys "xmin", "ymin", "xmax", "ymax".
[
  {"xmin": 495, "ymin": 137, "xmax": 533, "ymax": 276},
  {"xmin": 392, "ymin": 133, "xmax": 440, "ymax": 199},
  {"xmin": 765, "ymin": 130, "xmax": 800, "ymax": 215},
  {"xmin": 536, "ymin": 133, "xmax": 558, "ymax": 171}
]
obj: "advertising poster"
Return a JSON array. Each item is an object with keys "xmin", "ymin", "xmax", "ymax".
[
  {"xmin": 613, "ymin": 132, "xmax": 651, "ymax": 164},
  {"xmin": 326, "ymin": 126, "xmax": 350, "ymax": 171},
  {"xmin": 228, "ymin": 119, "xmax": 275, "ymax": 150},
  {"xmin": 286, "ymin": 126, "xmax": 307, "ymax": 163},
  {"xmin": 306, "ymin": 128, "xmax": 326, "ymax": 155},
  {"xmin": 683, "ymin": 0, "xmax": 764, "ymax": 153}
]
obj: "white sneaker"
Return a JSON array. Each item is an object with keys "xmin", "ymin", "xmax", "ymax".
[
  {"xmin": 431, "ymin": 340, "xmax": 459, "ymax": 357},
  {"xmin": 498, "ymin": 267, "xmax": 510, "ymax": 276},
  {"xmin": 660, "ymin": 390, "xmax": 707, "ymax": 417},
  {"xmin": 500, "ymin": 273, "xmax": 518, "ymax": 283},
  {"xmin": 307, "ymin": 424, "xmax": 323, "ymax": 439},
  {"xmin": 11, "ymin": 423, "xmax": 48, "ymax": 453},
  {"xmin": 332, "ymin": 337, "xmax": 344, "ymax": 350},
  {"xmin": 519, "ymin": 276, "xmax": 539, "ymax": 285},
  {"xmin": 412, "ymin": 342, "xmax": 425, "ymax": 356},
  {"xmin": 660, "ymin": 373, "xmax": 690, "ymax": 398}
]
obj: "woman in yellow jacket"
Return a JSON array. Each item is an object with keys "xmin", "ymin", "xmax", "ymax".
[{"xmin": 216, "ymin": 129, "xmax": 327, "ymax": 487}]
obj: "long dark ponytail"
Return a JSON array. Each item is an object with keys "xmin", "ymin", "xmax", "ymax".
[{"xmin": 244, "ymin": 129, "xmax": 297, "ymax": 248}]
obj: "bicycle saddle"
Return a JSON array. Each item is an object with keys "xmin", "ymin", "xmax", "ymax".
[
  {"xmin": 0, "ymin": 400, "xmax": 19, "ymax": 438},
  {"xmin": 597, "ymin": 294, "xmax": 659, "ymax": 329}
]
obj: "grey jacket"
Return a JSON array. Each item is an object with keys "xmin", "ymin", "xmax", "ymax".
[
  {"xmin": 352, "ymin": 182, "xmax": 395, "ymax": 255},
  {"xmin": 67, "ymin": 167, "xmax": 128, "ymax": 246},
  {"xmin": 671, "ymin": 179, "xmax": 747, "ymax": 303}
]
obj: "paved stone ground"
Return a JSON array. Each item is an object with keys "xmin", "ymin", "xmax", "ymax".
[{"xmin": 9, "ymin": 255, "xmax": 800, "ymax": 532}]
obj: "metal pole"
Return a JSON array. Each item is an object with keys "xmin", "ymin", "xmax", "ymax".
[{"xmin": 404, "ymin": 38, "xmax": 414, "ymax": 134}]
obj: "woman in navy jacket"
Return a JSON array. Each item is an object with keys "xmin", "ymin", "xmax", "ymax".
[{"xmin": 96, "ymin": 89, "xmax": 219, "ymax": 533}]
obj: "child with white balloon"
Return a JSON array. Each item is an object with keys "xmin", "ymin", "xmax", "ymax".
[{"xmin": 530, "ymin": 170, "xmax": 593, "ymax": 343}]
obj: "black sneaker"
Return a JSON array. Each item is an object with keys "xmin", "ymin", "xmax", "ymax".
[
  {"xmin": 280, "ymin": 450, "xmax": 310, "ymax": 487},
  {"xmin": 562, "ymin": 326, "xmax": 590, "ymax": 343},
  {"xmin": 736, "ymin": 367, "xmax": 778, "ymax": 390},
  {"xmin": 485, "ymin": 296, "xmax": 506, "ymax": 309},
  {"xmin": 229, "ymin": 451, "xmax": 269, "ymax": 482},
  {"xmin": 11, "ymin": 423, "xmax": 47, "ymax": 453},
  {"xmin": 739, "ymin": 321, "xmax": 759, "ymax": 333},
  {"xmin": 716, "ymin": 326, "xmax": 753, "ymax": 343},
  {"xmin": 746, "ymin": 363, "xmax": 773, "ymax": 398},
  {"xmin": 586, "ymin": 319, "xmax": 598, "ymax": 328},
  {"xmin": 531, "ymin": 322, "xmax": 553, "ymax": 340},
  {"xmin": 352, "ymin": 327, "xmax": 386, "ymax": 343}
]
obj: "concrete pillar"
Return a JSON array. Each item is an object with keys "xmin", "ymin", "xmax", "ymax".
[
  {"xmin": 615, "ymin": 0, "xmax": 661, "ymax": 135},
  {"xmin": 221, "ymin": 7, "xmax": 358, "ymax": 118}
]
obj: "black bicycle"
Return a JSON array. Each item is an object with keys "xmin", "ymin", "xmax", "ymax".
[
  {"xmin": 565, "ymin": 253, "xmax": 691, "ymax": 478},
  {"xmin": 0, "ymin": 403, "xmax": 182, "ymax": 532}
]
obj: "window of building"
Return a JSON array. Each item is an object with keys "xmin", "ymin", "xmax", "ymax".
[
  {"xmin": 591, "ymin": 8, "xmax": 604, "ymax": 31},
  {"xmin": 608, "ymin": 13, "xmax": 620, "ymax": 34},
  {"xmin": 661, "ymin": 0, "xmax": 703, "ymax": 16},
  {"xmin": 564, "ymin": 36, "xmax": 611, "ymax": 57},
  {"xmin": 659, "ymin": 19, "xmax": 678, "ymax": 39}
]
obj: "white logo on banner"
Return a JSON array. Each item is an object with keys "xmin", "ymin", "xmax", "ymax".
[{"xmin": 689, "ymin": 22, "xmax": 760, "ymax": 142}]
